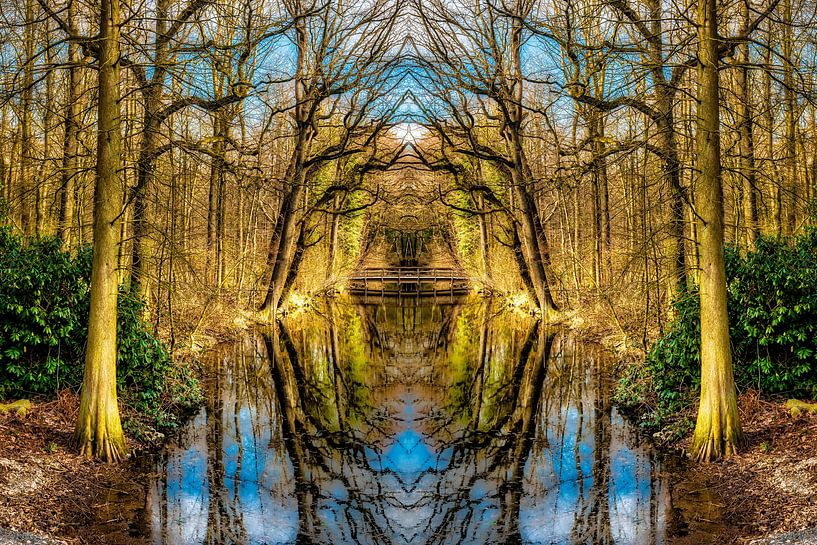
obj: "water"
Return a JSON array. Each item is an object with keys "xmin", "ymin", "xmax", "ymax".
[{"xmin": 140, "ymin": 297, "xmax": 674, "ymax": 544}]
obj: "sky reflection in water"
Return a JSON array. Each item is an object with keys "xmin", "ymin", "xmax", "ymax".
[{"xmin": 145, "ymin": 299, "xmax": 671, "ymax": 545}]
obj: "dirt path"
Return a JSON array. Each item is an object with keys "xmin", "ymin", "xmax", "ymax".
[
  {"xmin": 0, "ymin": 528, "xmax": 66, "ymax": 545},
  {"xmin": 749, "ymin": 529, "xmax": 817, "ymax": 544}
]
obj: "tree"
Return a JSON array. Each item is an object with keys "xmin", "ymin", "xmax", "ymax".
[
  {"xmin": 415, "ymin": 0, "xmax": 559, "ymax": 316},
  {"xmin": 734, "ymin": 0, "xmax": 760, "ymax": 246},
  {"xmin": 18, "ymin": 0, "xmax": 36, "ymax": 236},
  {"xmin": 258, "ymin": 0, "xmax": 401, "ymax": 315},
  {"xmin": 690, "ymin": 0, "xmax": 743, "ymax": 462},
  {"xmin": 74, "ymin": 0, "xmax": 127, "ymax": 462},
  {"xmin": 530, "ymin": 0, "xmax": 693, "ymax": 302},
  {"xmin": 128, "ymin": 0, "xmax": 260, "ymax": 305},
  {"xmin": 57, "ymin": 0, "xmax": 80, "ymax": 246}
]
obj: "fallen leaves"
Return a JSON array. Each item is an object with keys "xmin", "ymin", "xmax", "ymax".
[
  {"xmin": 0, "ymin": 392, "xmax": 146, "ymax": 544},
  {"xmin": 674, "ymin": 390, "xmax": 817, "ymax": 543}
]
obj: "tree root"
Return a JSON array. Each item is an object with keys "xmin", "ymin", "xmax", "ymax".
[
  {"xmin": 76, "ymin": 431, "xmax": 126, "ymax": 463},
  {"xmin": 691, "ymin": 430, "xmax": 743, "ymax": 462}
]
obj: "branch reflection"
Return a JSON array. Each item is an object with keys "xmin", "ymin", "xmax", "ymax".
[{"xmin": 144, "ymin": 297, "xmax": 671, "ymax": 545}]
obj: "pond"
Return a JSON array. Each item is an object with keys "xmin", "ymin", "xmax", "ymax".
[{"xmin": 136, "ymin": 297, "xmax": 678, "ymax": 544}]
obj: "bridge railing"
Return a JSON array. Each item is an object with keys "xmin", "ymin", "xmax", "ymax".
[{"xmin": 346, "ymin": 267, "xmax": 470, "ymax": 282}]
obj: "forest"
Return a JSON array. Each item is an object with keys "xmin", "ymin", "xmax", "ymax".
[{"xmin": 0, "ymin": 0, "xmax": 816, "ymax": 543}]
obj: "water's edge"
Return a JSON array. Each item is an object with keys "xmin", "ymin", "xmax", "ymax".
[{"xmin": 95, "ymin": 302, "xmax": 728, "ymax": 544}]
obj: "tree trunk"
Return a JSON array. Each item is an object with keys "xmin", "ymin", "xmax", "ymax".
[
  {"xmin": 477, "ymin": 193, "xmax": 490, "ymax": 276},
  {"xmin": 763, "ymin": 19, "xmax": 782, "ymax": 236},
  {"xmin": 216, "ymin": 122, "xmax": 228, "ymax": 286},
  {"xmin": 511, "ymin": 221, "xmax": 539, "ymax": 311},
  {"xmin": 131, "ymin": 128, "xmax": 156, "ymax": 300},
  {"xmin": 589, "ymin": 110, "xmax": 611, "ymax": 285},
  {"xmin": 327, "ymin": 193, "xmax": 342, "ymax": 280},
  {"xmin": 258, "ymin": 12, "xmax": 312, "ymax": 316},
  {"xmin": 0, "ymin": 105, "xmax": 8, "ymax": 206},
  {"xmin": 281, "ymin": 221, "xmax": 308, "ymax": 302},
  {"xmin": 205, "ymin": 122, "xmax": 222, "ymax": 284},
  {"xmin": 736, "ymin": 2, "xmax": 760, "ymax": 246},
  {"xmin": 690, "ymin": 0, "xmax": 743, "ymax": 462},
  {"xmin": 510, "ymin": 148, "xmax": 558, "ymax": 315},
  {"xmin": 782, "ymin": 0, "xmax": 798, "ymax": 235},
  {"xmin": 473, "ymin": 159, "xmax": 491, "ymax": 276},
  {"xmin": 37, "ymin": 20, "xmax": 55, "ymax": 236},
  {"xmin": 509, "ymin": 15, "xmax": 557, "ymax": 316},
  {"xmin": 131, "ymin": 0, "xmax": 170, "ymax": 303},
  {"xmin": 260, "ymin": 164, "xmax": 306, "ymax": 315},
  {"xmin": 599, "ymin": 143, "xmax": 612, "ymax": 281},
  {"xmin": 58, "ymin": 0, "xmax": 79, "ymax": 247},
  {"xmin": 644, "ymin": 0, "xmax": 687, "ymax": 300},
  {"xmin": 514, "ymin": 183, "xmax": 558, "ymax": 315},
  {"xmin": 656, "ymin": 115, "xmax": 687, "ymax": 300},
  {"xmin": 75, "ymin": 0, "xmax": 127, "ymax": 462},
  {"xmin": 18, "ymin": 0, "xmax": 35, "ymax": 236},
  {"xmin": 810, "ymin": 106, "xmax": 817, "ymax": 206}
]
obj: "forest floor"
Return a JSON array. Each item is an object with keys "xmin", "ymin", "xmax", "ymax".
[
  {"xmin": 670, "ymin": 390, "xmax": 817, "ymax": 544},
  {"xmin": 0, "ymin": 391, "xmax": 148, "ymax": 545}
]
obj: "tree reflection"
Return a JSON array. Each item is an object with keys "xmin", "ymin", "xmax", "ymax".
[{"xmin": 144, "ymin": 298, "xmax": 671, "ymax": 545}]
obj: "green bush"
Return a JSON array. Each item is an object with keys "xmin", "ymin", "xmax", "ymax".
[
  {"xmin": 728, "ymin": 230, "xmax": 817, "ymax": 393},
  {"xmin": 617, "ymin": 228, "xmax": 817, "ymax": 432},
  {"xmin": 0, "ymin": 227, "xmax": 199, "ymax": 433},
  {"xmin": 0, "ymin": 229, "xmax": 90, "ymax": 394},
  {"xmin": 115, "ymin": 291, "xmax": 201, "ymax": 434},
  {"xmin": 614, "ymin": 292, "xmax": 700, "ymax": 434}
]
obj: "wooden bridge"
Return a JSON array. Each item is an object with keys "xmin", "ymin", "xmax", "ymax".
[{"xmin": 345, "ymin": 267, "xmax": 471, "ymax": 298}]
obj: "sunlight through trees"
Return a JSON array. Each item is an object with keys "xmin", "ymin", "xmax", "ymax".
[{"xmin": 1, "ymin": 0, "xmax": 817, "ymax": 466}]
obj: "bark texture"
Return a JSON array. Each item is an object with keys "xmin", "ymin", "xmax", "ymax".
[
  {"xmin": 690, "ymin": 0, "xmax": 743, "ymax": 462},
  {"xmin": 75, "ymin": 0, "xmax": 127, "ymax": 463}
]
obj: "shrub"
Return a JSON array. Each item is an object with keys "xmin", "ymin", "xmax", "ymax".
[
  {"xmin": 614, "ymin": 291, "xmax": 700, "ymax": 434},
  {"xmin": 115, "ymin": 291, "xmax": 201, "ymax": 434},
  {"xmin": 617, "ymin": 228, "xmax": 817, "ymax": 431},
  {"xmin": 728, "ymin": 230, "xmax": 817, "ymax": 394},
  {"xmin": 0, "ymin": 227, "xmax": 200, "ymax": 433},
  {"xmin": 0, "ymin": 229, "xmax": 90, "ymax": 395}
]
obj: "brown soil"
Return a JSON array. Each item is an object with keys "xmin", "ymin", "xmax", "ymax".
[
  {"xmin": 0, "ymin": 392, "xmax": 147, "ymax": 545},
  {"xmin": 670, "ymin": 390, "xmax": 817, "ymax": 544}
]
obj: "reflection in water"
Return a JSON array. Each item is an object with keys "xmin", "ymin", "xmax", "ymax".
[{"xmin": 143, "ymin": 298, "xmax": 672, "ymax": 544}]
